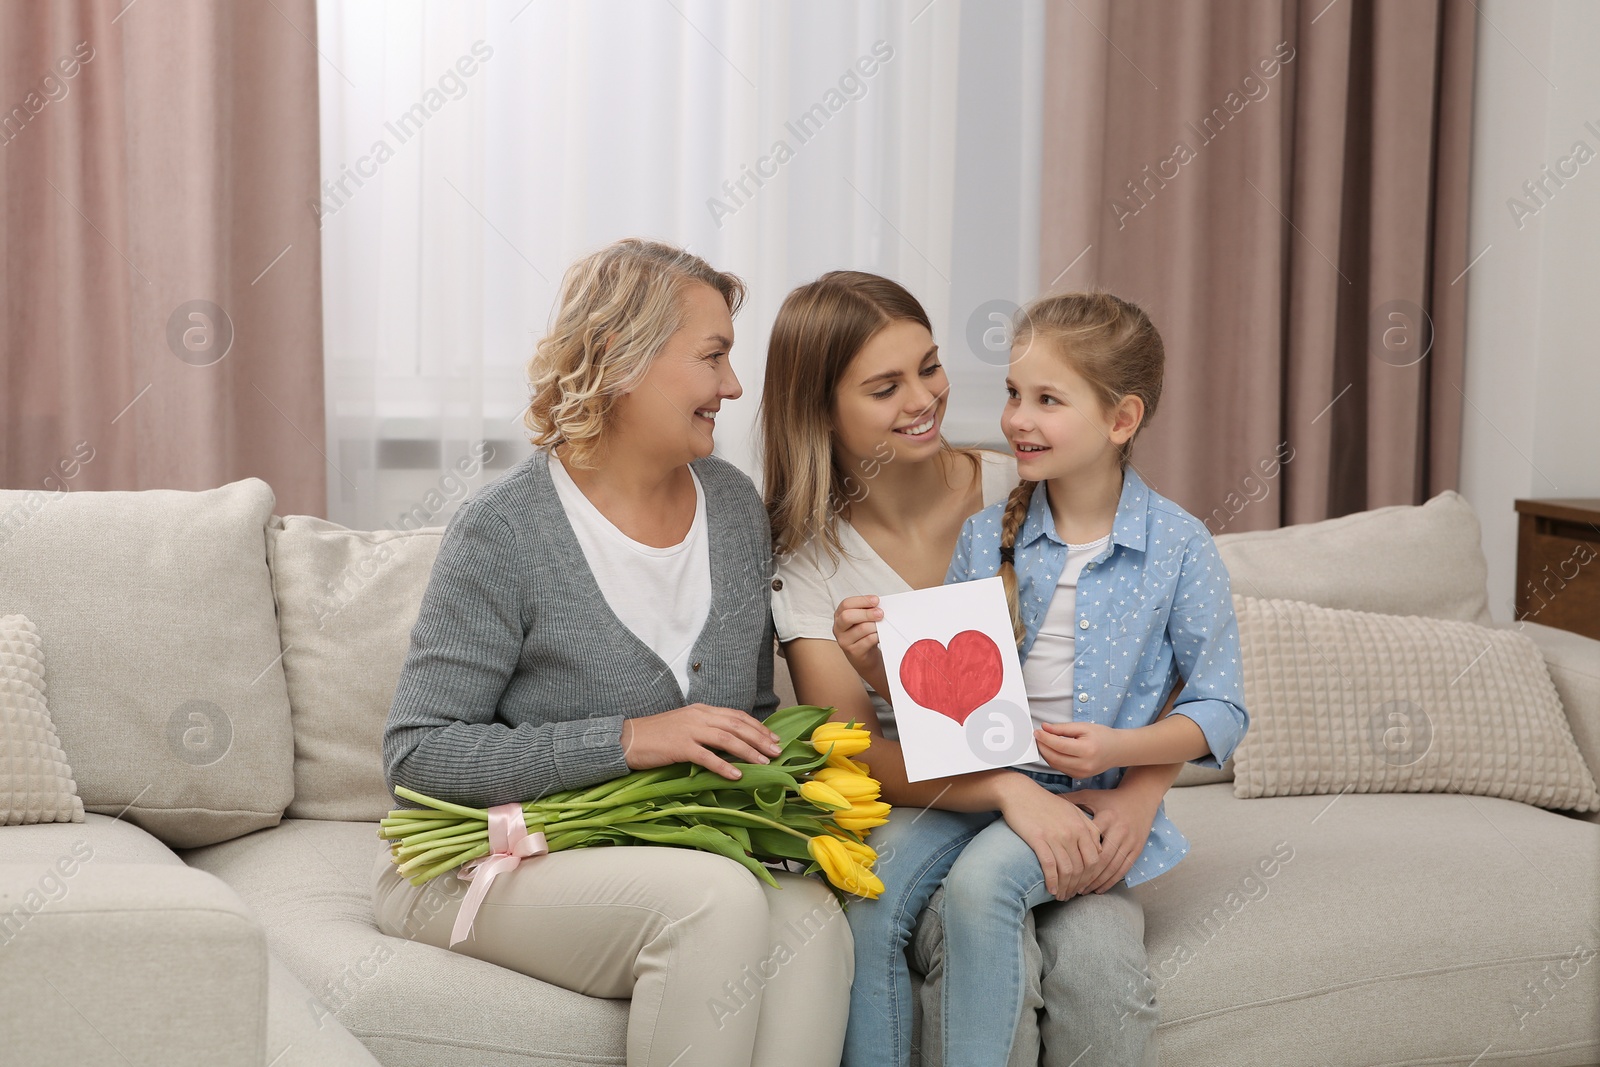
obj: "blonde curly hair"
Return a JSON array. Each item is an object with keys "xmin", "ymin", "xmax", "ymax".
[{"xmin": 523, "ymin": 239, "xmax": 746, "ymax": 468}]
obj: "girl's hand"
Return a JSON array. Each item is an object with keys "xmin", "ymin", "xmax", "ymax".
[
  {"xmin": 1065, "ymin": 787, "xmax": 1160, "ymax": 894},
  {"xmin": 996, "ymin": 775, "xmax": 1101, "ymax": 901},
  {"xmin": 619, "ymin": 705, "xmax": 784, "ymax": 780},
  {"xmin": 832, "ymin": 595, "xmax": 887, "ymax": 690},
  {"xmin": 1034, "ymin": 721, "xmax": 1126, "ymax": 779}
]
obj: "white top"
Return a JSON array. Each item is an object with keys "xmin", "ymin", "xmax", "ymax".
[
  {"xmin": 548, "ymin": 453, "xmax": 712, "ymax": 699},
  {"xmin": 773, "ymin": 450, "xmax": 1019, "ymax": 738},
  {"xmin": 1016, "ymin": 532, "xmax": 1111, "ymax": 773}
]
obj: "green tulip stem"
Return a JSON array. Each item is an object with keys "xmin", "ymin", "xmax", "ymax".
[
  {"xmin": 542, "ymin": 809, "xmax": 663, "ymax": 833},
  {"xmin": 392, "ymin": 786, "xmax": 487, "ymax": 820},
  {"xmin": 568, "ymin": 764, "xmax": 679, "ymax": 802},
  {"xmin": 393, "ymin": 828, "xmax": 490, "ymax": 859},
  {"xmin": 377, "ymin": 818, "xmax": 458, "ymax": 839},
  {"xmin": 649, "ymin": 805, "xmax": 810, "ymax": 840},
  {"xmin": 380, "ymin": 811, "xmax": 458, "ymax": 820},
  {"xmin": 389, "ymin": 823, "xmax": 490, "ymax": 849},
  {"xmin": 408, "ymin": 843, "xmax": 490, "ymax": 886},
  {"xmin": 397, "ymin": 841, "xmax": 480, "ymax": 874}
]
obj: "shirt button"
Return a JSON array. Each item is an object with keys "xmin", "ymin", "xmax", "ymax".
[
  {"xmin": 770, "ymin": 578, "xmax": 783, "ymax": 591},
  {"xmin": 1078, "ymin": 692, "xmax": 1089, "ymax": 703},
  {"xmin": 1078, "ymin": 619, "xmax": 1090, "ymax": 630},
  {"xmin": 692, "ymin": 662, "xmax": 702, "ymax": 672}
]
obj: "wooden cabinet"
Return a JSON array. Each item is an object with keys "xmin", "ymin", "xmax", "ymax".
[{"xmin": 1514, "ymin": 498, "xmax": 1600, "ymax": 640}]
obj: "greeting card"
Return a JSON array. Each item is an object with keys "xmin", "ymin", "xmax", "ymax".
[{"xmin": 875, "ymin": 576, "xmax": 1039, "ymax": 781}]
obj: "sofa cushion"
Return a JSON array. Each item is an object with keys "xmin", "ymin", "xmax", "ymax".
[
  {"xmin": 1232, "ymin": 597, "xmax": 1600, "ymax": 811},
  {"xmin": 1214, "ymin": 490, "xmax": 1491, "ymax": 626},
  {"xmin": 0, "ymin": 614, "xmax": 83, "ymax": 824},
  {"xmin": 1, "ymin": 816, "xmax": 269, "ymax": 1066},
  {"xmin": 183, "ymin": 819, "xmax": 631, "ymax": 1066},
  {"xmin": 266, "ymin": 516, "xmax": 445, "ymax": 822},
  {"xmin": 266, "ymin": 953, "xmax": 386, "ymax": 1066},
  {"xmin": 4, "ymin": 815, "xmax": 379, "ymax": 1065},
  {"xmin": 1512, "ymin": 622, "xmax": 1600, "ymax": 818},
  {"xmin": 1131, "ymin": 785, "xmax": 1600, "ymax": 1066},
  {"xmin": 0, "ymin": 479, "xmax": 295, "ymax": 847},
  {"xmin": 1, "ymin": 810, "xmax": 180, "ymax": 868},
  {"xmin": 903, "ymin": 785, "xmax": 1600, "ymax": 1066}
]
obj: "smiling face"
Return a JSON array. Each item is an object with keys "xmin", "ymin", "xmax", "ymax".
[
  {"xmin": 832, "ymin": 318, "xmax": 948, "ymax": 469},
  {"xmin": 611, "ymin": 281, "xmax": 741, "ymax": 465},
  {"xmin": 1002, "ymin": 337, "xmax": 1143, "ymax": 483}
]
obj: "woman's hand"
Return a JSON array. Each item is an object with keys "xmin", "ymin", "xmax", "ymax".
[
  {"xmin": 832, "ymin": 595, "xmax": 889, "ymax": 696},
  {"xmin": 619, "ymin": 705, "xmax": 784, "ymax": 781},
  {"xmin": 1065, "ymin": 787, "xmax": 1160, "ymax": 894},
  {"xmin": 1033, "ymin": 721, "xmax": 1127, "ymax": 779},
  {"xmin": 996, "ymin": 775, "xmax": 1101, "ymax": 901}
]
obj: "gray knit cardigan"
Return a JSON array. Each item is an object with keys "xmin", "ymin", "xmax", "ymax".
[{"xmin": 383, "ymin": 448, "xmax": 779, "ymax": 809}]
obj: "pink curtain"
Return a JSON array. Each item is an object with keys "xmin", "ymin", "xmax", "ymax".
[
  {"xmin": 1039, "ymin": 0, "xmax": 1476, "ymax": 532},
  {"xmin": 1, "ymin": 0, "xmax": 326, "ymax": 517}
]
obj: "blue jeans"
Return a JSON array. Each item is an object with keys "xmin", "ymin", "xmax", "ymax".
[{"xmin": 842, "ymin": 769, "xmax": 1157, "ymax": 1067}]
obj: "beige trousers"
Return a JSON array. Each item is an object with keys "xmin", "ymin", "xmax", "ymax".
[{"xmin": 372, "ymin": 844, "xmax": 853, "ymax": 1067}]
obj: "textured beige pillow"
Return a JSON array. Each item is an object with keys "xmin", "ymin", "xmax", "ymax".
[
  {"xmin": 267, "ymin": 515, "xmax": 444, "ymax": 821},
  {"xmin": 1176, "ymin": 490, "xmax": 1492, "ymax": 789},
  {"xmin": 1, "ymin": 614, "xmax": 84, "ymax": 824},
  {"xmin": 1232, "ymin": 596, "xmax": 1600, "ymax": 810},
  {"xmin": 0, "ymin": 479, "xmax": 295, "ymax": 847}
]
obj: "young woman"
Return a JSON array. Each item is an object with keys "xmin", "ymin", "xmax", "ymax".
[
  {"xmin": 373, "ymin": 239, "xmax": 852, "ymax": 1067},
  {"xmin": 760, "ymin": 273, "xmax": 1192, "ymax": 1066},
  {"xmin": 833, "ymin": 290, "xmax": 1250, "ymax": 1067},
  {"xmin": 761, "ymin": 271, "xmax": 1017, "ymax": 739}
]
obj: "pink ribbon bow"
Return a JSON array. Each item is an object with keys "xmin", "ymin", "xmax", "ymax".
[{"xmin": 449, "ymin": 802, "xmax": 548, "ymax": 948}]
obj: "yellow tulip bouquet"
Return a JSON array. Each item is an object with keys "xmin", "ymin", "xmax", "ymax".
[{"xmin": 380, "ymin": 705, "xmax": 888, "ymax": 902}]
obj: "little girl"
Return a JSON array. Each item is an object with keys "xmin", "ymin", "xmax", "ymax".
[{"xmin": 834, "ymin": 291, "xmax": 1249, "ymax": 1067}]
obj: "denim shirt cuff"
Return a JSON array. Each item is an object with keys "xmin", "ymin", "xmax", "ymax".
[{"xmin": 1171, "ymin": 699, "xmax": 1243, "ymax": 768}]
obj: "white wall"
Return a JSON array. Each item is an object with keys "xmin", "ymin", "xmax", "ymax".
[{"xmin": 1458, "ymin": 0, "xmax": 1600, "ymax": 622}]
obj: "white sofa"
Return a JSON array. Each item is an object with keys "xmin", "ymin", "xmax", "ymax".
[{"xmin": 1, "ymin": 479, "xmax": 1596, "ymax": 1066}]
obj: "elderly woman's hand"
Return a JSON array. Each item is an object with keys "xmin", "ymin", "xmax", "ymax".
[{"xmin": 619, "ymin": 705, "xmax": 785, "ymax": 781}]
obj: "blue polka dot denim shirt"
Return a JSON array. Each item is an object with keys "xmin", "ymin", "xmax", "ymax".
[{"xmin": 945, "ymin": 465, "xmax": 1249, "ymax": 886}]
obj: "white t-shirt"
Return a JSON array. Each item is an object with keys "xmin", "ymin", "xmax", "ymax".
[
  {"xmin": 548, "ymin": 453, "xmax": 712, "ymax": 699},
  {"xmin": 772, "ymin": 451, "xmax": 1019, "ymax": 738},
  {"xmin": 1016, "ymin": 532, "xmax": 1111, "ymax": 773}
]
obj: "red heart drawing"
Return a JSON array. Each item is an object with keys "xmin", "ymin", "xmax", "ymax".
[{"xmin": 898, "ymin": 630, "xmax": 1004, "ymax": 726}]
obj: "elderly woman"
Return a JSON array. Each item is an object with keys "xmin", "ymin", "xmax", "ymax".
[{"xmin": 372, "ymin": 239, "xmax": 852, "ymax": 1067}]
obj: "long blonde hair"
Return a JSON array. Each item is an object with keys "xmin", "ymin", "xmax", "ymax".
[
  {"xmin": 997, "ymin": 291, "xmax": 1165, "ymax": 645},
  {"xmin": 761, "ymin": 271, "xmax": 980, "ymax": 564},
  {"xmin": 523, "ymin": 238, "xmax": 745, "ymax": 469}
]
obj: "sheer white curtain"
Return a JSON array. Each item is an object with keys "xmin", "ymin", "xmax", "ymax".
[{"xmin": 317, "ymin": 0, "xmax": 1041, "ymax": 529}]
